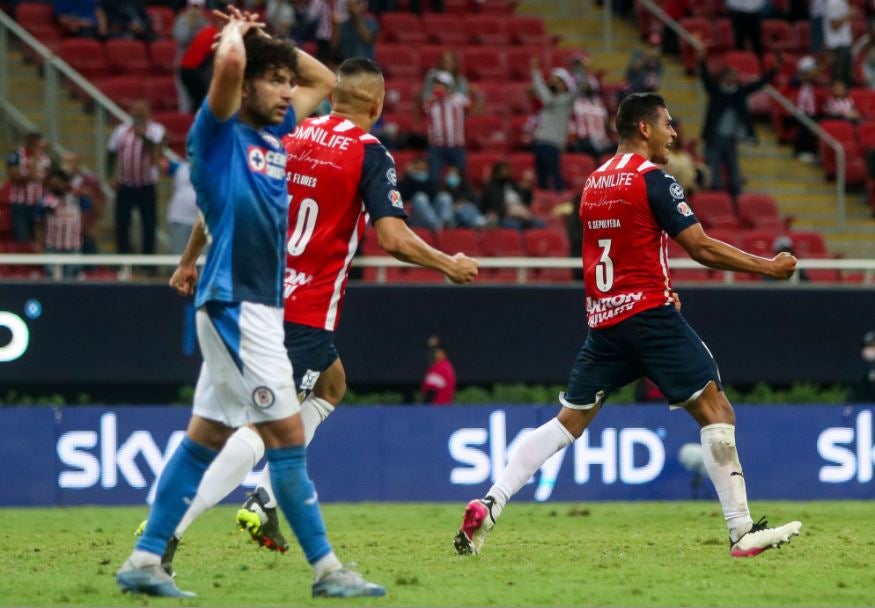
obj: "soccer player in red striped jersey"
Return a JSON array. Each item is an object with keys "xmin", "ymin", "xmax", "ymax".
[
  {"xmin": 166, "ymin": 57, "xmax": 477, "ymax": 564},
  {"xmin": 455, "ymin": 93, "xmax": 802, "ymax": 560}
]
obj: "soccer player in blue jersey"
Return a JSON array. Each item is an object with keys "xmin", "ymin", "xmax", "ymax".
[{"xmin": 115, "ymin": 7, "xmax": 384, "ymax": 599}]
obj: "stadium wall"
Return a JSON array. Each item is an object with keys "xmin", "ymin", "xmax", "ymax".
[
  {"xmin": 1, "ymin": 404, "xmax": 872, "ymax": 506},
  {"xmin": 0, "ymin": 283, "xmax": 873, "ymax": 386}
]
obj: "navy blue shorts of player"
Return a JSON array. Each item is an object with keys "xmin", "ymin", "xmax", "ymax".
[
  {"xmin": 284, "ymin": 321, "xmax": 339, "ymax": 395},
  {"xmin": 563, "ymin": 305, "xmax": 723, "ymax": 407}
]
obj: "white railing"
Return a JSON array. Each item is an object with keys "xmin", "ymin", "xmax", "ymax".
[{"xmin": 0, "ymin": 254, "xmax": 872, "ymax": 285}]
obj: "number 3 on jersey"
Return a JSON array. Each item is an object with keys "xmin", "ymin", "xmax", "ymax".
[
  {"xmin": 595, "ymin": 238, "xmax": 614, "ymax": 292},
  {"xmin": 287, "ymin": 196, "xmax": 318, "ymax": 256}
]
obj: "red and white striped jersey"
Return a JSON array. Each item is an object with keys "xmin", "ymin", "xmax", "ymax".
[
  {"xmin": 571, "ymin": 96, "xmax": 609, "ymax": 145},
  {"xmin": 6, "ymin": 146, "xmax": 51, "ymax": 205},
  {"xmin": 107, "ymin": 121, "xmax": 165, "ymax": 187},
  {"xmin": 39, "ymin": 191, "xmax": 87, "ymax": 252},
  {"xmin": 282, "ymin": 114, "xmax": 407, "ymax": 331},
  {"xmin": 424, "ymin": 92, "xmax": 469, "ymax": 147},
  {"xmin": 580, "ymin": 152, "xmax": 699, "ymax": 329}
]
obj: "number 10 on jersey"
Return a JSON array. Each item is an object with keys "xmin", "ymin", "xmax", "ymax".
[{"xmin": 287, "ymin": 196, "xmax": 318, "ymax": 257}]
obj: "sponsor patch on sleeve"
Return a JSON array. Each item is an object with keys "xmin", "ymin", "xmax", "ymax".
[
  {"xmin": 386, "ymin": 168, "xmax": 397, "ymax": 186},
  {"xmin": 676, "ymin": 201, "xmax": 693, "ymax": 217},
  {"xmin": 389, "ymin": 189, "xmax": 403, "ymax": 209},
  {"xmin": 669, "ymin": 182, "xmax": 685, "ymax": 199}
]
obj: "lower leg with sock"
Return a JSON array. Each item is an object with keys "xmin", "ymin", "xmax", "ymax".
[
  {"xmin": 487, "ymin": 417, "xmax": 575, "ymax": 513},
  {"xmin": 700, "ymin": 423, "xmax": 754, "ymax": 541},
  {"xmin": 174, "ymin": 426, "xmax": 264, "ymax": 538},
  {"xmin": 266, "ymin": 445, "xmax": 341, "ymax": 580},
  {"xmin": 132, "ymin": 436, "xmax": 217, "ymax": 565}
]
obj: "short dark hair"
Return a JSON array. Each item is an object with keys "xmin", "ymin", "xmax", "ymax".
[
  {"xmin": 243, "ymin": 34, "xmax": 298, "ymax": 81},
  {"xmin": 25, "ymin": 131, "xmax": 42, "ymax": 145},
  {"xmin": 47, "ymin": 167, "xmax": 70, "ymax": 184},
  {"xmin": 338, "ymin": 57, "xmax": 383, "ymax": 78},
  {"xmin": 615, "ymin": 93, "xmax": 666, "ymax": 139}
]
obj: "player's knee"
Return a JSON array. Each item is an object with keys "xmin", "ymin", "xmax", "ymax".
[{"xmin": 315, "ymin": 378, "xmax": 346, "ymax": 406}]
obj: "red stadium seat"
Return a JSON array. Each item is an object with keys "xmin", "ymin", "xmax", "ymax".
[
  {"xmin": 723, "ymin": 51, "xmax": 762, "ymax": 80},
  {"xmin": 818, "ymin": 119, "xmax": 866, "ymax": 184},
  {"xmin": 148, "ymin": 76, "xmax": 179, "ymax": 111},
  {"xmin": 466, "ymin": 115, "xmax": 508, "ymax": 152},
  {"xmin": 507, "ymin": 46, "xmax": 549, "ymax": 81},
  {"xmin": 422, "ymin": 14, "xmax": 468, "ymax": 46},
  {"xmin": 692, "ymin": 190, "xmax": 740, "ymax": 229},
  {"xmin": 60, "ymin": 39, "xmax": 110, "ymax": 80},
  {"xmin": 680, "ymin": 18, "xmax": 718, "ymax": 73},
  {"xmin": 474, "ymin": 0, "xmax": 515, "ymax": 15},
  {"xmin": 858, "ymin": 119, "xmax": 875, "ymax": 150},
  {"xmin": 375, "ymin": 44, "xmax": 420, "ymax": 80},
  {"xmin": 384, "ymin": 79, "xmax": 417, "ymax": 114},
  {"xmin": 549, "ymin": 48, "xmax": 587, "ymax": 70},
  {"xmin": 523, "ymin": 228, "xmax": 572, "ymax": 282},
  {"xmin": 502, "ymin": 82, "xmax": 534, "ymax": 116},
  {"xmin": 739, "ymin": 228, "xmax": 780, "ymax": 257},
  {"xmin": 850, "ymin": 88, "xmax": 875, "ymax": 119},
  {"xmin": 0, "ymin": 205, "xmax": 10, "ymax": 237},
  {"xmin": 150, "ymin": 40, "xmax": 177, "ymax": 74},
  {"xmin": 442, "ymin": 0, "xmax": 471, "ymax": 14},
  {"xmin": 390, "ymin": 149, "xmax": 417, "ymax": 175},
  {"xmin": 437, "ymin": 228, "xmax": 481, "ymax": 255},
  {"xmin": 508, "ymin": 114, "xmax": 535, "ymax": 150},
  {"xmin": 146, "ymin": 6, "xmax": 175, "ymax": 39},
  {"xmin": 562, "ymin": 154, "xmax": 596, "ymax": 189},
  {"xmin": 463, "ymin": 47, "xmax": 509, "ymax": 82},
  {"xmin": 411, "ymin": 227, "xmax": 436, "ymax": 246},
  {"xmin": 155, "ymin": 111, "xmax": 194, "ymax": 156},
  {"xmin": 508, "ymin": 16, "xmax": 549, "ymax": 46},
  {"xmin": 15, "ymin": 3, "xmax": 52, "ymax": 30},
  {"xmin": 761, "ymin": 19, "xmax": 796, "ymax": 53},
  {"xmin": 481, "ymin": 228, "xmax": 525, "ymax": 281},
  {"xmin": 792, "ymin": 21, "xmax": 811, "ymax": 53},
  {"xmin": 787, "ymin": 231, "xmax": 827, "ymax": 257},
  {"xmin": 417, "ymin": 45, "xmax": 449, "ymax": 76},
  {"xmin": 666, "ymin": 238, "xmax": 712, "ymax": 282},
  {"xmin": 508, "ymin": 152, "xmax": 534, "ymax": 181},
  {"xmin": 99, "ymin": 77, "xmax": 149, "ymax": 109},
  {"xmin": 737, "ymin": 193, "xmax": 782, "ymax": 230},
  {"xmin": 380, "ymin": 13, "xmax": 426, "ymax": 45},
  {"xmin": 106, "ymin": 39, "xmax": 151, "ymax": 74},
  {"xmin": 466, "ymin": 152, "xmax": 501, "ymax": 188},
  {"xmin": 464, "ymin": 15, "xmax": 509, "ymax": 46}
]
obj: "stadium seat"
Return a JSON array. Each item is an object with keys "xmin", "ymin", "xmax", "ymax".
[
  {"xmin": 60, "ymin": 39, "xmax": 110, "ymax": 80},
  {"xmin": 858, "ymin": 120, "xmax": 875, "ymax": 150},
  {"xmin": 508, "ymin": 16, "xmax": 549, "ymax": 46},
  {"xmin": 149, "ymin": 40, "xmax": 177, "ymax": 74},
  {"xmin": 480, "ymin": 228, "xmax": 525, "ymax": 281},
  {"xmin": 502, "ymin": 82, "xmax": 534, "ymax": 116},
  {"xmin": 384, "ymin": 79, "xmax": 417, "ymax": 114},
  {"xmin": 441, "ymin": 0, "xmax": 471, "ymax": 13},
  {"xmin": 549, "ymin": 48, "xmax": 587, "ymax": 70},
  {"xmin": 154, "ymin": 111, "xmax": 194, "ymax": 156},
  {"xmin": 739, "ymin": 228, "xmax": 779, "ymax": 257},
  {"xmin": 508, "ymin": 152, "xmax": 534, "ymax": 181},
  {"xmin": 15, "ymin": 3, "xmax": 52, "ymax": 31},
  {"xmin": 106, "ymin": 39, "xmax": 151, "ymax": 74},
  {"xmin": 464, "ymin": 15, "xmax": 509, "ymax": 46},
  {"xmin": 422, "ymin": 14, "xmax": 468, "ymax": 46},
  {"xmin": 562, "ymin": 154, "xmax": 596, "ymax": 189},
  {"xmin": 375, "ymin": 44, "xmax": 420, "ymax": 80},
  {"xmin": 99, "ymin": 77, "xmax": 149, "ymax": 109},
  {"xmin": 380, "ymin": 13, "xmax": 426, "ymax": 45},
  {"xmin": 508, "ymin": 114, "xmax": 535, "ymax": 151},
  {"xmin": 792, "ymin": 21, "xmax": 810, "ymax": 53},
  {"xmin": 146, "ymin": 6, "xmax": 175, "ymax": 39},
  {"xmin": 389, "ymin": 149, "xmax": 417, "ymax": 175},
  {"xmin": 761, "ymin": 19, "xmax": 796, "ymax": 53},
  {"xmin": 437, "ymin": 228, "xmax": 481, "ymax": 255},
  {"xmin": 380, "ymin": 111, "xmax": 419, "ymax": 138},
  {"xmin": 417, "ymin": 45, "xmax": 449, "ymax": 77},
  {"xmin": 679, "ymin": 18, "xmax": 718, "ymax": 73},
  {"xmin": 466, "ymin": 151, "xmax": 501, "ymax": 188},
  {"xmin": 148, "ymin": 76, "xmax": 179, "ymax": 111},
  {"xmin": 507, "ymin": 46, "xmax": 549, "ymax": 81},
  {"xmin": 474, "ymin": 0, "xmax": 515, "ymax": 15},
  {"xmin": 411, "ymin": 227, "xmax": 436, "ymax": 246},
  {"xmin": 786, "ymin": 231, "xmax": 827, "ymax": 257},
  {"xmin": 818, "ymin": 119, "xmax": 866, "ymax": 184},
  {"xmin": 0, "ymin": 205, "xmax": 10, "ymax": 237},
  {"xmin": 463, "ymin": 47, "xmax": 509, "ymax": 82},
  {"xmin": 466, "ymin": 115, "xmax": 508, "ymax": 152},
  {"xmin": 850, "ymin": 88, "xmax": 875, "ymax": 119},
  {"xmin": 723, "ymin": 51, "xmax": 762, "ymax": 80},
  {"xmin": 737, "ymin": 193, "xmax": 782, "ymax": 230},
  {"xmin": 803, "ymin": 252, "xmax": 840, "ymax": 283},
  {"xmin": 691, "ymin": 191, "xmax": 740, "ymax": 229},
  {"xmin": 523, "ymin": 228, "xmax": 572, "ymax": 282}
]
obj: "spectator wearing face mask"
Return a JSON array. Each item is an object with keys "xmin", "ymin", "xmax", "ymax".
[
  {"xmin": 480, "ymin": 161, "xmax": 545, "ymax": 230},
  {"xmin": 441, "ymin": 167, "xmax": 487, "ymax": 229},
  {"xmin": 398, "ymin": 156, "xmax": 453, "ymax": 231},
  {"xmin": 530, "ymin": 57, "xmax": 581, "ymax": 191},
  {"xmin": 35, "ymin": 168, "xmax": 93, "ymax": 278},
  {"xmin": 424, "ymin": 70, "xmax": 470, "ymax": 186}
]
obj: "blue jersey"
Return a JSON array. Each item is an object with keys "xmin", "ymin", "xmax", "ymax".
[{"xmin": 188, "ymin": 100, "xmax": 296, "ymax": 308}]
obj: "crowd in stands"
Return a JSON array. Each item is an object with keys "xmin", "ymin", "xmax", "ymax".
[{"xmin": 2, "ymin": 0, "xmax": 869, "ymax": 282}]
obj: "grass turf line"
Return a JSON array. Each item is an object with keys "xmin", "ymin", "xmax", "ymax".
[{"xmin": 0, "ymin": 502, "xmax": 872, "ymax": 607}]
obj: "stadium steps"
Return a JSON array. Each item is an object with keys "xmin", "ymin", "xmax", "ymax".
[{"xmin": 520, "ymin": 0, "xmax": 875, "ymax": 258}]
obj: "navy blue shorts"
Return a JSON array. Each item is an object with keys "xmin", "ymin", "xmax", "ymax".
[
  {"xmin": 284, "ymin": 322, "xmax": 339, "ymax": 396},
  {"xmin": 563, "ymin": 305, "xmax": 722, "ymax": 408}
]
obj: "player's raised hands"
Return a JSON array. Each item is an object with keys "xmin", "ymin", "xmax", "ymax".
[
  {"xmin": 445, "ymin": 253, "xmax": 479, "ymax": 284},
  {"xmin": 170, "ymin": 264, "xmax": 199, "ymax": 296},
  {"xmin": 767, "ymin": 251, "xmax": 797, "ymax": 280},
  {"xmin": 213, "ymin": 5, "xmax": 266, "ymax": 37}
]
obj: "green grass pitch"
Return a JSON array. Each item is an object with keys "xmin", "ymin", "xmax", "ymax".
[{"xmin": 1, "ymin": 502, "xmax": 873, "ymax": 607}]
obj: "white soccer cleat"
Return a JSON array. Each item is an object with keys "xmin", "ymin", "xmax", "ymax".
[
  {"xmin": 453, "ymin": 496, "xmax": 500, "ymax": 555},
  {"xmin": 730, "ymin": 517, "xmax": 802, "ymax": 558}
]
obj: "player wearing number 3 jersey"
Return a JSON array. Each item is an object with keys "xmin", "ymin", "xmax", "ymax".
[
  {"xmin": 164, "ymin": 58, "xmax": 478, "ymax": 565},
  {"xmin": 455, "ymin": 92, "xmax": 802, "ymax": 560}
]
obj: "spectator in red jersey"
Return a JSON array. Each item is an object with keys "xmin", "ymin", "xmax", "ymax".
[
  {"xmin": 568, "ymin": 84, "xmax": 614, "ymax": 159},
  {"xmin": 34, "ymin": 168, "xmax": 92, "ymax": 278},
  {"xmin": 331, "ymin": 0, "xmax": 379, "ymax": 61},
  {"xmin": 424, "ymin": 70, "xmax": 470, "ymax": 186},
  {"xmin": 96, "ymin": 0, "xmax": 155, "ymax": 40},
  {"xmin": 60, "ymin": 152, "xmax": 104, "ymax": 254},
  {"xmin": 422, "ymin": 51, "xmax": 469, "ymax": 100},
  {"xmin": 6, "ymin": 131, "xmax": 51, "ymax": 244},
  {"xmin": 107, "ymin": 100, "xmax": 166, "ymax": 255},
  {"xmin": 421, "ymin": 336, "xmax": 456, "ymax": 405},
  {"xmin": 823, "ymin": 79, "xmax": 861, "ymax": 121},
  {"xmin": 785, "ymin": 56, "xmax": 822, "ymax": 163},
  {"xmin": 53, "ymin": 0, "xmax": 100, "ymax": 37},
  {"xmin": 173, "ymin": 0, "xmax": 210, "ymax": 112}
]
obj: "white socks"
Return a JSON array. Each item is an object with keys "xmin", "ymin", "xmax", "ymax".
[
  {"xmin": 174, "ymin": 426, "xmax": 264, "ymax": 537},
  {"xmin": 700, "ymin": 423, "xmax": 753, "ymax": 541},
  {"xmin": 256, "ymin": 395, "xmax": 336, "ymax": 508},
  {"xmin": 313, "ymin": 551, "xmax": 343, "ymax": 581},
  {"xmin": 487, "ymin": 417, "xmax": 575, "ymax": 510}
]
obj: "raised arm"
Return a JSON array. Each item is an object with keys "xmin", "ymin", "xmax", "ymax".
[
  {"xmin": 207, "ymin": 8, "xmax": 262, "ymax": 121},
  {"xmin": 674, "ymin": 223, "xmax": 796, "ymax": 279},
  {"xmin": 373, "ymin": 216, "xmax": 478, "ymax": 284},
  {"xmin": 290, "ymin": 48, "xmax": 336, "ymax": 120}
]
